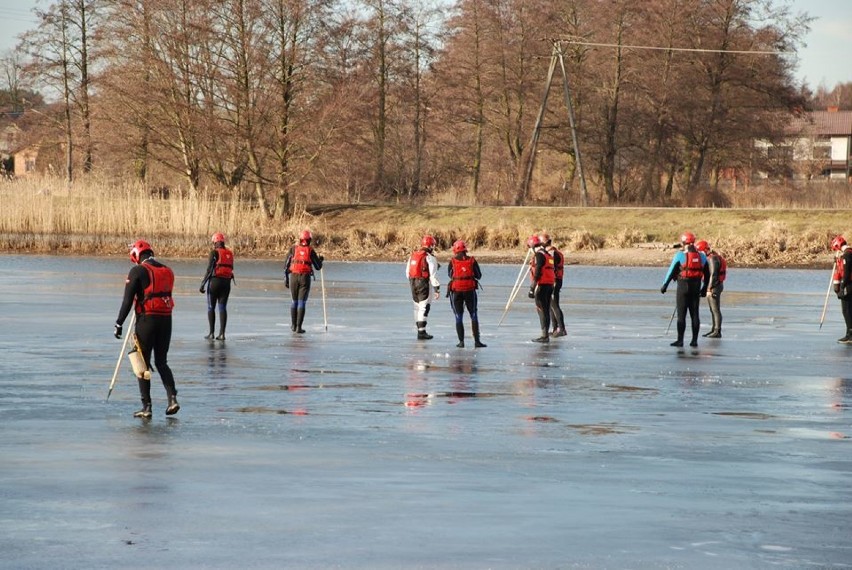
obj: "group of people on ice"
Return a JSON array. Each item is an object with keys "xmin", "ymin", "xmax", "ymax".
[{"xmin": 113, "ymin": 227, "xmax": 852, "ymax": 419}]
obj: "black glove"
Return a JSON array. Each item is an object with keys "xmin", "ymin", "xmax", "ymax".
[
  {"xmin": 660, "ymin": 284, "xmax": 667, "ymax": 294},
  {"xmin": 528, "ymin": 287, "xmax": 535, "ymax": 299},
  {"xmin": 700, "ymin": 288, "xmax": 707, "ymax": 298},
  {"xmin": 285, "ymin": 277, "xmax": 290, "ymax": 289},
  {"xmin": 319, "ymin": 255, "xmax": 325, "ymax": 262},
  {"xmin": 199, "ymin": 285, "xmax": 206, "ymax": 294},
  {"xmin": 114, "ymin": 323, "xmax": 122, "ymax": 339}
]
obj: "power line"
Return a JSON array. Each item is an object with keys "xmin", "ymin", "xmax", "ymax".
[{"xmin": 556, "ymin": 38, "xmax": 790, "ymax": 56}]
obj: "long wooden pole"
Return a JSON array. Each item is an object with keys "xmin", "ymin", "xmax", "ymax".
[
  {"xmin": 107, "ymin": 312, "xmax": 136, "ymax": 401},
  {"xmin": 498, "ymin": 249, "xmax": 532, "ymax": 327}
]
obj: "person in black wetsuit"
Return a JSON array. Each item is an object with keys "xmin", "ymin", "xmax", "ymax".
[
  {"xmin": 200, "ymin": 232, "xmax": 234, "ymax": 340},
  {"xmin": 114, "ymin": 240, "xmax": 180, "ymax": 418},
  {"xmin": 284, "ymin": 229, "xmax": 324, "ymax": 333},
  {"xmin": 540, "ymin": 233, "xmax": 566, "ymax": 337},
  {"xmin": 831, "ymin": 235, "xmax": 852, "ymax": 343},
  {"xmin": 447, "ymin": 240, "xmax": 486, "ymax": 348},
  {"xmin": 696, "ymin": 239, "xmax": 726, "ymax": 338},
  {"xmin": 527, "ymin": 234, "xmax": 555, "ymax": 343},
  {"xmin": 661, "ymin": 231, "xmax": 709, "ymax": 348}
]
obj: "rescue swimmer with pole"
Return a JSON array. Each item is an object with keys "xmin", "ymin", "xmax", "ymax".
[{"xmin": 114, "ymin": 239, "xmax": 180, "ymax": 418}]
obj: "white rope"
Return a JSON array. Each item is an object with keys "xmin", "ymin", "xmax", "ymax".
[{"xmin": 556, "ymin": 38, "xmax": 790, "ymax": 56}]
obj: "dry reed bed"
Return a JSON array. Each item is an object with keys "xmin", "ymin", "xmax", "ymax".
[{"xmin": 1, "ymin": 176, "xmax": 848, "ymax": 267}]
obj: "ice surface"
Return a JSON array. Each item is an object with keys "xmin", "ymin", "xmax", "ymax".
[{"xmin": 0, "ymin": 255, "xmax": 850, "ymax": 569}]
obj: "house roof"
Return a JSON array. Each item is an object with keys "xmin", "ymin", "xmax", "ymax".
[{"xmin": 789, "ymin": 110, "xmax": 852, "ymax": 136}]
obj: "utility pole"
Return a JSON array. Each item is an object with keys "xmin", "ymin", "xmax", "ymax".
[{"xmin": 517, "ymin": 40, "xmax": 588, "ymax": 206}]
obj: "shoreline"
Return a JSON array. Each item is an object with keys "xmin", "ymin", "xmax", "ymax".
[{"xmin": 1, "ymin": 242, "xmax": 829, "ymax": 269}]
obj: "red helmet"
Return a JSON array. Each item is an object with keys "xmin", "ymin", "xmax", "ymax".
[
  {"xmin": 695, "ymin": 240, "xmax": 709, "ymax": 253},
  {"xmin": 680, "ymin": 231, "xmax": 695, "ymax": 245},
  {"xmin": 299, "ymin": 230, "xmax": 312, "ymax": 244},
  {"xmin": 129, "ymin": 239, "xmax": 153, "ymax": 264},
  {"xmin": 526, "ymin": 234, "xmax": 541, "ymax": 248},
  {"xmin": 831, "ymin": 235, "xmax": 847, "ymax": 251},
  {"xmin": 452, "ymin": 240, "xmax": 467, "ymax": 254},
  {"xmin": 212, "ymin": 232, "xmax": 226, "ymax": 244},
  {"xmin": 539, "ymin": 233, "xmax": 551, "ymax": 245},
  {"xmin": 421, "ymin": 235, "xmax": 436, "ymax": 248}
]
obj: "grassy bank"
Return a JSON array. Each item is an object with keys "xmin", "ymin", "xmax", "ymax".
[{"xmin": 1, "ymin": 176, "xmax": 848, "ymax": 267}]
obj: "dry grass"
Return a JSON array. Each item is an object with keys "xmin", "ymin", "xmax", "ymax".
[{"xmin": 2, "ymin": 175, "xmax": 850, "ymax": 267}]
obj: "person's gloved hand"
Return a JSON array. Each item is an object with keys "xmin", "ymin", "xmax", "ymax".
[
  {"xmin": 114, "ymin": 323, "xmax": 122, "ymax": 339},
  {"xmin": 285, "ymin": 277, "xmax": 290, "ymax": 289},
  {"xmin": 528, "ymin": 287, "xmax": 535, "ymax": 299},
  {"xmin": 660, "ymin": 284, "xmax": 667, "ymax": 294},
  {"xmin": 700, "ymin": 288, "xmax": 707, "ymax": 298},
  {"xmin": 319, "ymin": 255, "xmax": 324, "ymax": 262},
  {"xmin": 199, "ymin": 285, "xmax": 206, "ymax": 294}
]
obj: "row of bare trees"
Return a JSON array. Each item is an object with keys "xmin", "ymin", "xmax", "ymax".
[{"xmin": 9, "ymin": 0, "xmax": 817, "ymax": 213}]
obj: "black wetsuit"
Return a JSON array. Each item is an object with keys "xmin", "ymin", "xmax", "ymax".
[
  {"xmin": 116, "ymin": 257, "xmax": 178, "ymax": 406},
  {"xmin": 662, "ymin": 247, "xmax": 710, "ymax": 346},
  {"xmin": 200, "ymin": 248, "xmax": 233, "ymax": 338},
  {"xmin": 837, "ymin": 248, "xmax": 852, "ymax": 338},
  {"xmin": 284, "ymin": 245, "xmax": 323, "ymax": 332},
  {"xmin": 530, "ymin": 248, "xmax": 554, "ymax": 340},
  {"xmin": 448, "ymin": 253, "xmax": 485, "ymax": 347},
  {"xmin": 705, "ymin": 251, "xmax": 725, "ymax": 335},
  {"xmin": 548, "ymin": 247, "xmax": 566, "ymax": 333}
]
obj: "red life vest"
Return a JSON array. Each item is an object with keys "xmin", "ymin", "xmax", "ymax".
[
  {"xmin": 449, "ymin": 256, "xmax": 477, "ymax": 292},
  {"xmin": 138, "ymin": 262, "xmax": 175, "ymax": 316},
  {"xmin": 530, "ymin": 251, "xmax": 555, "ymax": 286},
  {"xmin": 289, "ymin": 245, "xmax": 314, "ymax": 274},
  {"xmin": 213, "ymin": 247, "xmax": 234, "ymax": 279},
  {"xmin": 710, "ymin": 252, "xmax": 727, "ymax": 283},
  {"xmin": 408, "ymin": 249, "xmax": 429, "ymax": 279},
  {"xmin": 834, "ymin": 255, "xmax": 845, "ymax": 283},
  {"xmin": 551, "ymin": 248, "xmax": 565, "ymax": 280},
  {"xmin": 679, "ymin": 250, "xmax": 704, "ymax": 280}
]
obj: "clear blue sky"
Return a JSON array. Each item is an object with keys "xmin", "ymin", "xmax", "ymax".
[{"xmin": 0, "ymin": 0, "xmax": 849, "ymax": 88}]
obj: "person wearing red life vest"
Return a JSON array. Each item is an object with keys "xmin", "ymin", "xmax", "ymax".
[
  {"xmin": 661, "ymin": 231, "xmax": 709, "ymax": 348},
  {"xmin": 447, "ymin": 240, "xmax": 486, "ymax": 348},
  {"xmin": 696, "ymin": 239, "xmax": 726, "ymax": 339},
  {"xmin": 284, "ymin": 229, "xmax": 324, "ymax": 333},
  {"xmin": 527, "ymin": 234, "xmax": 555, "ymax": 343},
  {"xmin": 831, "ymin": 235, "xmax": 852, "ymax": 343},
  {"xmin": 407, "ymin": 235, "xmax": 441, "ymax": 340},
  {"xmin": 200, "ymin": 232, "xmax": 235, "ymax": 340},
  {"xmin": 540, "ymin": 233, "xmax": 566, "ymax": 337},
  {"xmin": 114, "ymin": 240, "xmax": 180, "ymax": 418}
]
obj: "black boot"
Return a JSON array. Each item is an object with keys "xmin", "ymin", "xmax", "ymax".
[
  {"xmin": 670, "ymin": 339, "xmax": 684, "ymax": 347},
  {"xmin": 290, "ymin": 307, "xmax": 298, "ymax": 331},
  {"xmin": 205, "ymin": 310, "xmax": 215, "ymax": 339},
  {"xmin": 416, "ymin": 321, "xmax": 432, "ymax": 340},
  {"xmin": 216, "ymin": 310, "xmax": 227, "ymax": 340},
  {"xmin": 472, "ymin": 321, "xmax": 486, "ymax": 348},
  {"xmin": 532, "ymin": 330, "xmax": 549, "ymax": 343},
  {"xmin": 455, "ymin": 323, "xmax": 465, "ymax": 348},
  {"xmin": 296, "ymin": 307, "xmax": 306, "ymax": 334},
  {"xmin": 134, "ymin": 378, "xmax": 152, "ymax": 418},
  {"xmin": 689, "ymin": 338, "xmax": 698, "ymax": 347},
  {"xmin": 166, "ymin": 393, "xmax": 180, "ymax": 416}
]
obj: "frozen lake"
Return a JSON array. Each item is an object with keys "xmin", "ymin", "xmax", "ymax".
[{"xmin": 1, "ymin": 254, "xmax": 850, "ymax": 569}]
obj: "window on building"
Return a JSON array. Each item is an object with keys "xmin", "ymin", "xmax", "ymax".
[{"xmin": 813, "ymin": 145, "xmax": 831, "ymax": 160}]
